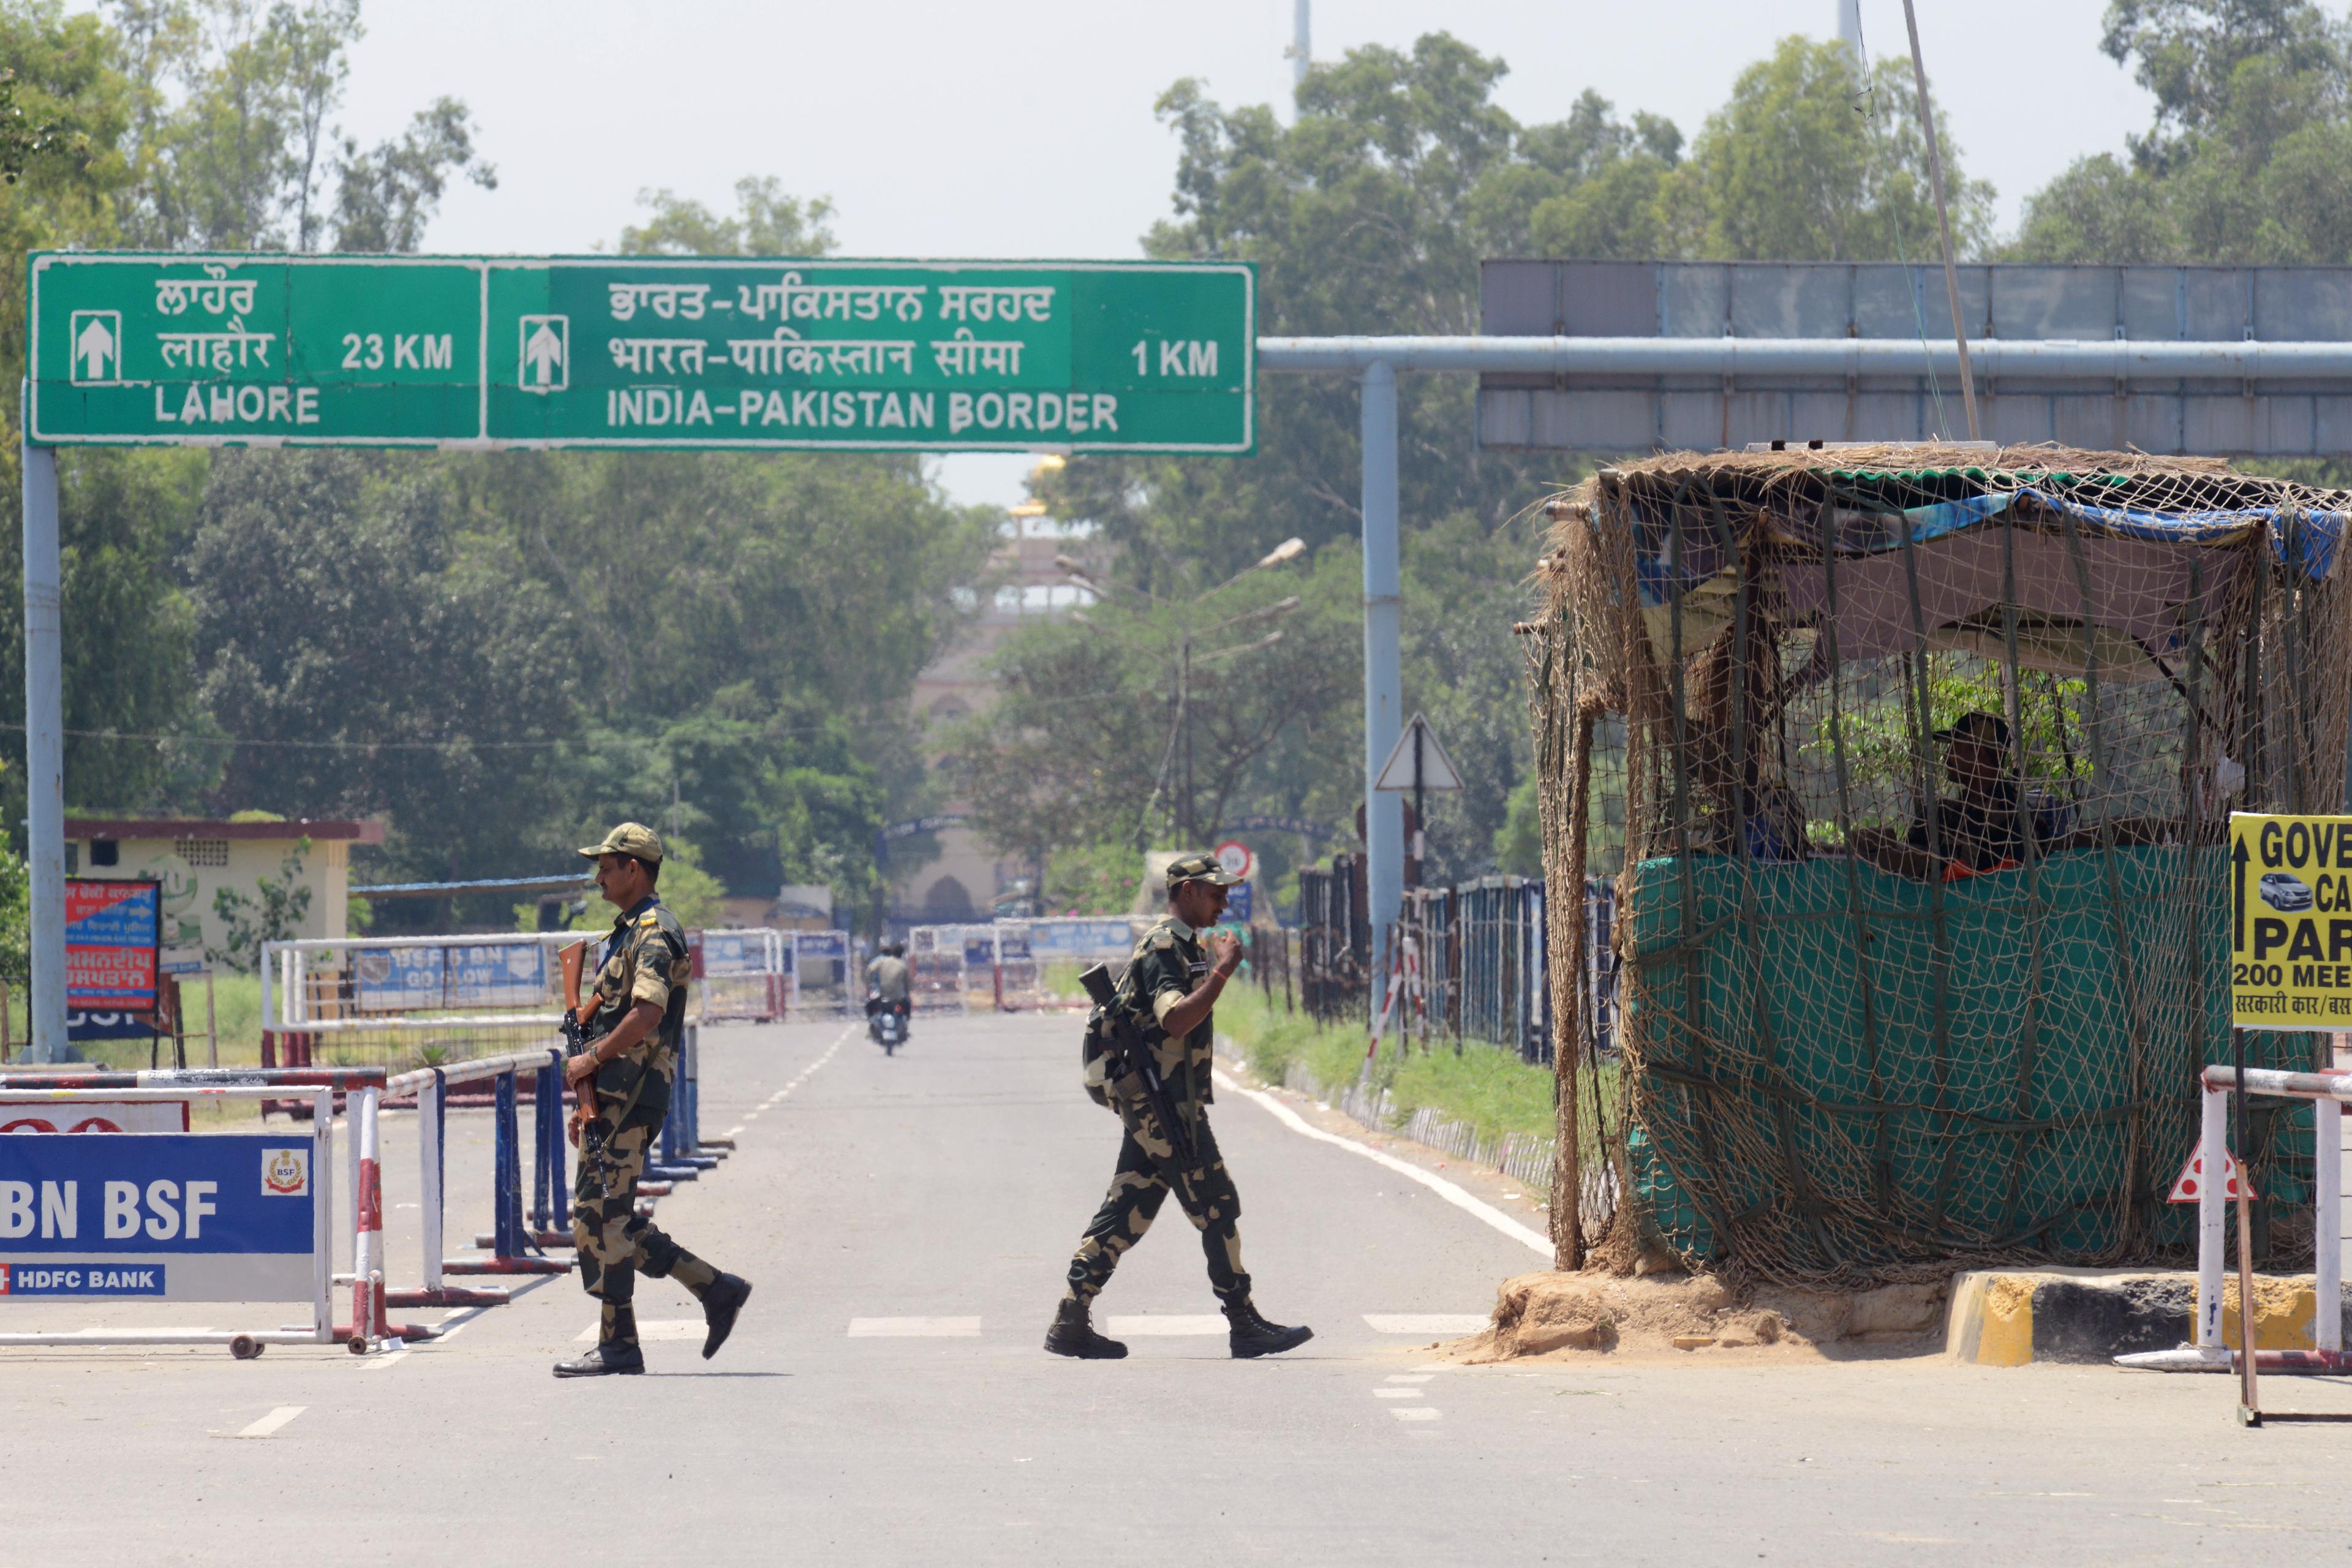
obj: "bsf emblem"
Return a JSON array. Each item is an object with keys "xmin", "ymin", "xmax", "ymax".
[{"xmin": 260, "ymin": 1147, "xmax": 309, "ymax": 1197}]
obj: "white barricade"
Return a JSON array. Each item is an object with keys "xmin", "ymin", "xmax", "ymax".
[
  {"xmin": 907, "ymin": 926, "xmax": 969, "ymax": 1013},
  {"xmin": 2119, "ymin": 1063, "xmax": 2348, "ymax": 1417},
  {"xmin": 693, "ymin": 928, "xmax": 791, "ymax": 1023},
  {"xmin": 0, "ymin": 1072, "xmax": 386, "ymax": 1355},
  {"xmin": 792, "ymin": 930, "xmax": 854, "ymax": 1016}
]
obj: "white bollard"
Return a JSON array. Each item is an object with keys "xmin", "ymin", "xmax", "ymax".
[
  {"xmin": 420, "ymin": 1071, "xmax": 443, "ymax": 1295},
  {"xmin": 2198, "ymin": 1084, "xmax": 2227, "ymax": 1349},
  {"xmin": 311, "ymin": 1088, "xmax": 333, "ymax": 1343},
  {"xmin": 2317, "ymin": 1097, "xmax": 2342, "ymax": 1354},
  {"xmin": 351, "ymin": 1086, "xmax": 383, "ymax": 1352}
]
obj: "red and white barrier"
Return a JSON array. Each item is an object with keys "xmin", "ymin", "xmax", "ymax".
[
  {"xmin": 2120, "ymin": 1065, "xmax": 2346, "ymax": 1393},
  {"xmin": 0, "ymin": 1069, "xmax": 383, "ymax": 1355}
]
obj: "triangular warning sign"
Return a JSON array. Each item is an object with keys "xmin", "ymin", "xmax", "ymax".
[
  {"xmin": 2166, "ymin": 1146, "xmax": 2244, "ymax": 1204},
  {"xmin": 1373, "ymin": 712, "xmax": 1464, "ymax": 793}
]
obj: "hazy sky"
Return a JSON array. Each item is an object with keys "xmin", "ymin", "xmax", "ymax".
[{"xmin": 331, "ymin": 1, "xmax": 2156, "ymax": 507}]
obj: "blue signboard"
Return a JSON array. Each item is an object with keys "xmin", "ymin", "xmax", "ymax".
[
  {"xmin": 66, "ymin": 1009, "xmax": 154, "ymax": 1043},
  {"xmin": 1226, "ymin": 882, "xmax": 1253, "ymax": 925},
  {"xmin": 354, "ymin": 943, "xmax": 546, "ymax": 1011},
  {"xmin": 794, "ymin": 931, "xmax": 848, "ymax": 960},
  {"xmin": 65, "ymin": 878, "xmax": 159, "ymax": 1011},
  {"xmin": 0, "ymin": 1133, "xmax": 316, "ymax": 1301},
  {"xmin": 1028, "ymin": 919, "xmax": 1136, "ymax": 957}
]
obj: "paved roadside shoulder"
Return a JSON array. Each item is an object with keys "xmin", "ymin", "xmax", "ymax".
[{"xmin": 1213, "ymin": 1049, "xmax": 1558, "ymax": 1254}]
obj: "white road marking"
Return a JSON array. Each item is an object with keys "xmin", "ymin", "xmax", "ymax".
[
  {"xmin": 1106, "ymin": 1314, "xmax": 1227, "ymax": 1336},
  {"xmin": 1390, "ymin": 1406, "xmax": 1442, "ymax": 1423},
  {"xmin": 361, "ymin": 1348, "xmax": 409, "ymax": 1370},
  {"xmin": 721, "ymin": 1125, "xmax": 744, "ymax": 1139},
  {"xmin": 1213, "ymin": 1070, "xmax": 1551, "ymax": 1256},
  {"xmin": 574, "ymin": 1319, "xmax": 707, "ymax": 1343},
  {"xmin": 1364, "ymin": 1314, "xmax": 1490, "ymax": 1335},
  {"xmin": 236, "ymin": 1406, "xmax": 306, "ymax": 1439},
  {"xmin": 1374, "ymin": 1388, "xmax": 1423, "ymax": 1400},
  {"xmin": 848, "ymin": 1317, "xmax": 981, "ymax": 1338},
  {"xmin": 1385, "ymin": 1374, "xmax": 1435, "ymax": 1384}
]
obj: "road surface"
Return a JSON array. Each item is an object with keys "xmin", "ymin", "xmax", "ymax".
[{"xmin": 6, "ymin": 1009, "xmax": 2352, "ymax": 1563}]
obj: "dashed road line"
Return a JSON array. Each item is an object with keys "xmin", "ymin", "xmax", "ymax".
[
  {"xmin": 1390, "ymin": 1406, "xmax": 1442, "ymax": 1423},
  {"xmin": 1374, "ymin": 1388, "xmax": 1422, "ymax": 1400},
  {"xmin": 575, "ymin": 1319, "xmax": 706, "ymax": 1343},
  {"xmin": 720, "ymin": 1124, "xmax": 745, "ymax": 1139},
  {"xmin": 1363, "ymin": 1314, "xmax": 1489, "ymax": 1335},
  {"xmin": 235, "ymin": 1406, "xmax": 306, "ymax": 1439},
  {"xmin": 1215, "ymin": 1068, "xmax": 1550, "ymax": 1256},
  {"xmin": 1106, "ymin": 1314, "xmax": 1226, "ymax": 1336},
  {"xmin": 848, "ymin": 1316, "xmax": 981, "ymax": 1338}
]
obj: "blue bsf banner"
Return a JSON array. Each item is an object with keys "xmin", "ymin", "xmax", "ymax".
[{"xmin": 0, "ymin": 1133, "xmax": 316, "ymax": 1302}]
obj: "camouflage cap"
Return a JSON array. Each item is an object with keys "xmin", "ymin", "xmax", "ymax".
[
  {"xmin": 579, "ymin": 821, "xmax": 665, "ymax": 864},
  {"xmin": 1165, "ymin": 852, "xmax": 1242, "ymax": 891}
]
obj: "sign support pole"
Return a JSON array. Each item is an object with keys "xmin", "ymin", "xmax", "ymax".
[
  {"xmin": 1360, "ymin": 361, "xmax": 1403, "ymax": 990},
  {"xmin": 20, "ymin": 432, "xmax": 65, "ymax": 1063}
]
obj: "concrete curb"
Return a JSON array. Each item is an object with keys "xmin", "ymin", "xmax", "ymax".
[{"xmin": 1945, "ymin": 1267, "xmax": 2350, "ymax": 1365}]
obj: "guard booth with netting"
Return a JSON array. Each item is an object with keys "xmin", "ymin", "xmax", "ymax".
[{"xmin": 1531, "ymin": 443, "xmax": 2350, "ymax": 1284}]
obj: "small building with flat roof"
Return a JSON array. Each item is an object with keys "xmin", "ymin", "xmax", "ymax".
[{"xmin": 64, "ymin": 816, "xmax": 384, "ymax": 968}]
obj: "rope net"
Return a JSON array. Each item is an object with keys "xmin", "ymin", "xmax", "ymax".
[{"xmin": 1531, "ymin": 443, "xmax": 2352, "ymax": 1286}]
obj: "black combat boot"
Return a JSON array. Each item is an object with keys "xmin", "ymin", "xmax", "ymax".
[
  {"xmin": 1044, "ymin": 1295, "xmax": 1128, "ymax": 1359},
  {"xmin": 1225, "ymin": 1298, "xmax": 1313, "ymax": 1359},
  {"xmin": 552, "ymin": 1343, "xmax": 646, "ymax": 1378},
  {"xmin": 701, "ymin": 1273, "xmax": 753, "ymax": 1360}
]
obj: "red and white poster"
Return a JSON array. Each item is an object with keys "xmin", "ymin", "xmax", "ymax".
[{"xmin": 65, "ymin": 878, "xmax": 160, "ymax": 1012}]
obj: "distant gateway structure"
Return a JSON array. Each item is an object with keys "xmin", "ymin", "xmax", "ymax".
[{"xmin": 1478, "ymin": 260, "xmax": 2352, "ymax": 458}]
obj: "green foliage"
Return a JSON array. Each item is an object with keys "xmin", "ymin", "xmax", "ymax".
[
  {"xmin": 206, "ymin": 840, "xmax": 311, "ymax": 972},
  {"xmin": 950, "ymin": 541, "xmax": 1359, "ymax": 862},
  {"xmin": 617, "ymin": 175, "xmax": 834, "ymax": 257},
  {"xmin": 1387, "ymin": 1042, "xmax": 1558, "ymax": 1145},
  {"xmin": 564, "ymin": 839, "xmax": 726, "ymax": 932},
  {"xmin": 1660, "ymin": 39, "xmax": 1993, "ymax": 263},
  {"xmin": 1494, "ymin": 772, "xmax": 1542, "ymax": 878},
  {"xmin": 1218, "ymin": 983, "xmax": 1370, "ymax": 1097},
  {"xmin": 1044, "ymin": 842, "xmax": 1146, "ymax": 916},
  {"xmin": 109, "ymin": 0, "xmax": 490, "ymax": 253},
  {"xmin": 2011, "ymin": 1, "xmax": 2352, "ymax": 265},
  {"xmin": 1812, "ymin": 656, "xmax": 2099, "ymax": 832}
]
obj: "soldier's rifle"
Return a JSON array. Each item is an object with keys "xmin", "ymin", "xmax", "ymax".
[
  {"xmin": 1077, "ymin": 962, "xmax": 1201, "ymax": 1205},
  {"xmin": 559, "ymin": 938, "xmax": 597, "ymax": 1146}
]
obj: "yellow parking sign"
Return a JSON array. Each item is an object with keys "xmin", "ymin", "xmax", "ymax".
[{"xmin": 2230, "ymin": 811, "xmax": 2352, "ymax": 1028}]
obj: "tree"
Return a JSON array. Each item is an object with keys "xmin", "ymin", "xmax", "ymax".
[
  {"xmin": 951, "ymin": 545, "xmax": 1359, "ymax": 871},
  {"xmin": 108, "ymin": 0, "xmax": 491, "ymax": 252},
  {"xmin": 330, "ymin": 95, "xmax": 492, "ymax": 252},
  {"xmin": 2010, "ymin": 1, "xmax": 2352, "ymax": 266},
  {"xmin": 1659, "ymin": 37, "xmax": 1994, "ymax": 263},
  {"xmin": 617, "ymin": 175, "xmax": 834, "ymax": 257}
]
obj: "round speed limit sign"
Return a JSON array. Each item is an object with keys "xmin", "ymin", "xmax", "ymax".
[{"xmin": 1213, "ymin": 840, "xmax": 1254, "ymax": 881}]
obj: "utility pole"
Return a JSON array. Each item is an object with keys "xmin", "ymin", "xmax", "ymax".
[
  {"xmin": 1901, "ymin": 0, "xmax": 1982, "ymax": 441},
  {"xmin": 1287, "ymin": 0, "xmax": 1310, "ymax": 91},
  {"xmin": 1837, "ymin": 0, "xmax": 1864, "ymax": 68}
]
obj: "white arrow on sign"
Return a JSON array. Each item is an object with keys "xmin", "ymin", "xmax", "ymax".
[{"xmin": 1374, "ymin": 712, "xmax": 1463, "ymax": 793}]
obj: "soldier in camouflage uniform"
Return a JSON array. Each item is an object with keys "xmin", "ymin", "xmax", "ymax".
[
  {"xmin": 553, "ymin": 823, "xmax": 752, "ymax": 1378},
  {"xmin": 1046, "ymin": 853, "xmax": 1314, "ymax": 1360}
]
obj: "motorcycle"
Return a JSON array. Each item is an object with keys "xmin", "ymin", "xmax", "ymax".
[{"xmin": 866, "ymin": 992, "xmax": 909, "ymax": 1055}]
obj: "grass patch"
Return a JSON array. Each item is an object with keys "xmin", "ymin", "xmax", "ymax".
[
  {"xmin": 1218, "ymin": 981, "xmax": 1622, "ymax": 1167},
  {"xmin": 1388, "ymin": 1046, "xmax": 1558, "ymax": 1144},
  {"xmin": 1218, "ymin": 984, "xmax": 1371, "ymax": 1096}
]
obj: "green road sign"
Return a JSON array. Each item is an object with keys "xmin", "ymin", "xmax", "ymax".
[{"xmin": 27, "ymin": 253, "xmax": 1255, "ymax": 453}]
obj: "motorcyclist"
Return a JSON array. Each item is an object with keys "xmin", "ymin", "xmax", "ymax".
[{"xmin": 866, "ymin": 939, "xmax": 913, "ymax": 1039}]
